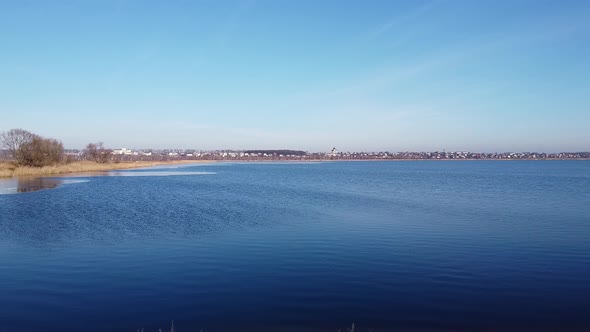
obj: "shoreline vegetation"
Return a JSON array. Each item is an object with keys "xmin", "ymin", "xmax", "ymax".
[
  {"xmin": 0, "ymin": 128, "xmax": 215, "ymax": 179},
  {"xmin": 2, "ymin": 158, "xmax": 588, "ymax": 179},
  {"xmin": 1, "ymin": 128, "xmax": 589, "ymax": 179},
  {"xmin": 0, "ymin": 160, "xmax": 209, "ymax": 178}
]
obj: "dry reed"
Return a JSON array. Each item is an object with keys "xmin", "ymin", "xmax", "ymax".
[{"xmin": 0, "ymin": 160, "xmax": 209, "ymax": 178}]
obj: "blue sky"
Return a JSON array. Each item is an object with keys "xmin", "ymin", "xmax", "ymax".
[{"xmin": 1, "ymin": 0, "xmax": 589, "ymax": 152}]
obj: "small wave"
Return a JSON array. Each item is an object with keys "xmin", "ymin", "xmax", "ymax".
[{"xmin": 0, "ymin": 172, "xmax": 214, "ymax": 195}]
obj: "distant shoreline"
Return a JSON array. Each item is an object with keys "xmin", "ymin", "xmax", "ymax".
[
  {"xmin": 0, "ymin": 160, "xmax": 212, "ymax": 178},
  {"xmin": 1, "ymin": 158, "xmax": 588, "ymax": 178},
  {"xmin": 221, "ymin": 158, "xmax": 590, "ymax": 162},
  {"xmin": 317, "ymin": 158, "xmax": 590, "ymax": 162}
]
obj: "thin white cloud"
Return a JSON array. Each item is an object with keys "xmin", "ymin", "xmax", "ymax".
[
  {"xmin": 309, "ymin": 8, "xmax": 590, "ymax": 104},
  {"xmin": 370, "ymin": 0, "xmax": 441, "ymax": 38}
]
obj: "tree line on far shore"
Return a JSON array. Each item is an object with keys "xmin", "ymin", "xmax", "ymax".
[{"xmin": 0, "ymin": 128, "xmax": 114, "ymax": 167}]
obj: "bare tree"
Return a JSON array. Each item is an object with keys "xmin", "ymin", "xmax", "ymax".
[
  {"xmin": 84, "ymin": 142, "xmax": 112, "ymax": 163},
  {"xmin": 19, "ymin": 137, "xmax": 64, "ymax": 167},
  {"xmin": 0, "ymin": 129, "xmax": 65, "ymax": 166},
  {"xmin": 0, "ymin": 128, "xmax": 38, "ymax": 163},
  {"xmin": 85, "ymin": 143, "xmax": 99, "ymax": 161}
]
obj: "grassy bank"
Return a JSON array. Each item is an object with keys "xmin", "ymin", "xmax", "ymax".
[{"xmin": 0, "ymin": 160, "xmax": 210, "ymax": 178}]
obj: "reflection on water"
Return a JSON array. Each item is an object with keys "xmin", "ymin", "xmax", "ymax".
[
  {"xmin": 0, "ymin": 170, "xmax": 215, "ymax": 194},
  {"xmin": 0, "ymin": 177, "xmax": 90, "ymax": 194},
  {"xmin": 0, "ymin": 177, "xmax": 61, "ymax": 194},
  {"xmin": 16, "ymin": 178, "xmax": 62, "ymax": 192}
]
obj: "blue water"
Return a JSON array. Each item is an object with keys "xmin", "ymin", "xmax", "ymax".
[{"xmin": 1, "ymin": 161, "xmax": 589, "ymax": 332}]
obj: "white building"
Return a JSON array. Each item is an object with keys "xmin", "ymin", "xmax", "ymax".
[{"xmin": 113, "ymin": 148, "xmax": 133, "ymax": 155}]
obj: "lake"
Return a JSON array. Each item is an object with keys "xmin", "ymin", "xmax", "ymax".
[{"xmin": 1, "ymin": 161, "xmax": 589, "ymax": 332}]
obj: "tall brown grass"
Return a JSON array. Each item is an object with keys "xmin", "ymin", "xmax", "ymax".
[
  {"xmin": 0, "ymin": 160, "xmax": 208, "ymax": 178},
  {"xmin": 0, "ymin": 162, "xmax": 13, "ymax": 177}
]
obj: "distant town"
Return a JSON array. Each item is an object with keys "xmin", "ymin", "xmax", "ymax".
[{"xmin": 3, "ymin": 147, "xmax": 588, "ymax": 162}]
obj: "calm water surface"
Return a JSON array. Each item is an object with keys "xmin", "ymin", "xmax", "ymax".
[{"xmin": 0, "ymin": 161, "xmax": 589, "ymax": 332}]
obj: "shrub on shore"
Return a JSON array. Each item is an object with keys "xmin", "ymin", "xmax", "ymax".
[
  {"xmin": 1, "ymin": 128, "xmax": 64, "ymax": 167},
  {"xmin": 84, "ymin": 142, "xmax": 113, "ymax": 163}
]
